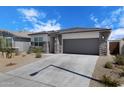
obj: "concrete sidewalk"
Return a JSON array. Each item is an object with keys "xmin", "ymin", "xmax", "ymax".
[{"xmin": 0, "ymin": 72, "xmax": 50, "ymax": 87}]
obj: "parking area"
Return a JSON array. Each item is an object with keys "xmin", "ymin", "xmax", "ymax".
[{"xmin": 0, "ymin": 54, "xmax": 99, "ymax": 87}]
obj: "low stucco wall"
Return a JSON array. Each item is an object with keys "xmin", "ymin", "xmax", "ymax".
[{"xmin": 14, "ymin": 41, "xmax": 31, "ymax": 52}]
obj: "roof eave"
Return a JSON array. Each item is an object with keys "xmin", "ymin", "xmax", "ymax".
[{"xmin": 60, "ymin": 29, "xmax": 111, "ymax": 34}]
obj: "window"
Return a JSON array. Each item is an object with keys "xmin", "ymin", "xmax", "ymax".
[
  {"xmin": 34, "ymin": 37, "xmax": 38, "ymax": 42},
  {"xmin": 34, "ymin": 42, "xmax": 38, "ymax": 46},
  {"xmin": 33, "ymin": 37, "xmax": 43, "ymax": 46},
  {"xmin": 39, "ymin": 37, "xmax": 43, "ymax": 42},
  {"xmin": 39, "ymin": 42, "xmax": 44, "ymax": 46}
]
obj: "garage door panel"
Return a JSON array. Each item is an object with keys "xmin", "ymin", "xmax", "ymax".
[{"xmin": 63, "ymin": 38, "xmax": 99, "ymax": 55}]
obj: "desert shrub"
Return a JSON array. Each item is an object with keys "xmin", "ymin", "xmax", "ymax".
[
  {"xmin": 26, "ymin": 47, "xmax": 32, "ymax": 54},
  {"xmin": 22, "ymin": 54, "xmax": 26, "ymax": 57},
  {"xmin": 119, "ymin": 67, "xmax": 124, "ymax": 77},
  {"xmin": 35, "ymin": 52, "xmax": 42, "ymax": 58},
  {"xmin": 119, "ymin": 72, "xmax": 124, "ymax": 77},
  {"xmin": 104, "ymin": 62, "xmax": 113, "ymax": 69},
  {"xmin": 0, "ymin": 48, "xmax": 16, "ymax": 58},
  {"xmin": 101, "ymin": 75, "xmax": 120, "ymax": 87},
  {"xmin": 0, "ymin": 48, "xmax": 6, "ymax": 57},
  {"xmin": 114, "ymin": 55, "xmax": 124, "ymax": 65},
  {"xmin": 6, "ymin": 48, "xmax": 15, "ymax": 58},
  {"xmin": 27, "ymin": 50, "xmax": 31, "ymax": 54},
  {"xmin": 32, "ymin": 47, "xmax": 42, "ymax": 53}
]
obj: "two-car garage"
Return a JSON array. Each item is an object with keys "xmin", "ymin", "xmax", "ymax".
[
  {"xmin": 61, "ymin": 31, "xmax": 100, "ymax": 55},
  {"xmin": 63, "ymin": 38, "xmax": 99, "ymax": 55}
]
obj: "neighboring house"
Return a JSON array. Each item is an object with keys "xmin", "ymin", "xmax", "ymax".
[
  {"xmin": 29, "ymin": 27, "xmax": 111, "ymax": 56},
  {"xmin": 0, "ymin": 30, "xmax": 31, "ymax": 52},
  {"xmin": 109, "ymin": 39, "xmax": 124, "ymax": 55}
]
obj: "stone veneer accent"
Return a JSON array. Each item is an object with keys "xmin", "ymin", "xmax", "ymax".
[
  {"xmin": 53, "ymin": 35, "xmax": 60, "ymax": 53},
  {"xmin": 99, "ymin": 31, "xmax": 110, "ymax": 56}
]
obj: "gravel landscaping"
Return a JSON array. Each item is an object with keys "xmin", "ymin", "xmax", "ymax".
[
  {"xmin": 0, "ymin": 53, "xmax": 51, "ymax": 72},
  {"xmin": 89, "ymin": 55, "xmax": 124, "ymax": 87}
]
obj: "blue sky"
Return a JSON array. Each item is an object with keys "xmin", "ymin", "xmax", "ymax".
[{"xmin": 0, "ymin": 6, "xmax": 124, "ymax": 39}]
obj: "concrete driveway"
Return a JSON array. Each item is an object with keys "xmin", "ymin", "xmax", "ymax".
[{"xmin": 1, "ymin": 54, "xmax": 99, "ymax": 87}]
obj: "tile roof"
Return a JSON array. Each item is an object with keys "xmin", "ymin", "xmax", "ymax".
[
  {"xmin": 28, "ymin": 30, "xmax": 58, "ymax": 35},
  {"xmin": 12, "ymin": 32, "xmax": 31, "ymax": 38},
  {"xmin": 59, "ymin": 27, "xmax": 111, "ymax": 34},
  {"xmin": 28, "ymin": 27, "xmax": 111, "ymax": 35},
  {"xmin": 0, "ymin": 30, "xmax": 30, "ymax": 38}
]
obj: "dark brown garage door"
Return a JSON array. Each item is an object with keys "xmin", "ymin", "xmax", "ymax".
[{"xmin": 63, "ymin": 38, "xmax": 99, "ymax": 55}]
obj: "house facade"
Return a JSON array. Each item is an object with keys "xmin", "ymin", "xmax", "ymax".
[
  {"xmin": 0, "ymin": 28, "xmax": 111, "ymax": 55},
  {"xmin": 0, "ymin": 30, "xmax": 31, "ymax": 52},
  {"xmin": 29, "ymin": 28, "xmax": 111, "ymax": 56}
]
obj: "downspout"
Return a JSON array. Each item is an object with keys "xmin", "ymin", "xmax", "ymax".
[{"xmin": 107, "ymin": 40, "xmax": 110, "ymax": 56}]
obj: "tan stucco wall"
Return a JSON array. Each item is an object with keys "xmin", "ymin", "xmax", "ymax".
[
  {"xmin": 120, "ymin": 40, "xmax": 124, "ymax": 55},
  {"xmin": 62, "ymin": 31, "xmax": 99, "ymax": 39}
]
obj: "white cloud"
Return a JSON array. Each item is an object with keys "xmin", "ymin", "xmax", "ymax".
[
  {"xmin": 90, "ymin": 7, "xmax": 124, "ymax": 40},
  {"xmin": 111, "ymin": 7, "xmax": 124, "ymax": 16},
  {"xmin": 30, "ymin": 19, "xmax": 61, "ymax": 32},
  {"xmin": 18, "ymin": 8, "xmax": 40, "ymax": 18},
  {"xmin": 17, "ymin": 8, "xmax": 61, "ymax": 32},
  {"xmin": 17, "ymin": 8, "xmax": 41, "ymax": 23},
  {"xmin": 12, "ymin": 21, "xmax": 16, "ymax": 24},
  {"xmin": 109, "ymin": 28, "xmax": 124, "ymax": 40},
  {"xmin": 119, "ymin": 16, "xmax": 124, "ymax": 27},
  {"xmin": 90, "ymin": 6, "xmax": 124, "ymax": 29},
  {"xmin": 90, "ymin": 14, "xmax": 98, "ymax": 23}
]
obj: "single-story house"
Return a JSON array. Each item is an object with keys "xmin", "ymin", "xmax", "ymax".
[
  {"xmin": 29, "ymin": 27, "xmax": 111, "ymax": 56},
  {"xmin": 0, "ymin": 30, "xmax": 31, "ymax": 52},
  {"xmin": 109, "ymin": 39, "xmax": 124, "ymax": 55}
]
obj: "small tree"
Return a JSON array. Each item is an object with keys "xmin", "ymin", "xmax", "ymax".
[
  {"xmin": 0, "ymin": 37, "xmax": 6, "ymax": 48},
  {"xmin": 0, "ymin": 37, "xmax": 7, "ymax": 57},
  {"xmin": 0, "ymin": 37, "xmax": 14, "ymax": 58}
]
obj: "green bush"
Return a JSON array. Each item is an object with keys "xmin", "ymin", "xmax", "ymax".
[
  {"xmin": 114, "ymin": 55, "xmax": 124, "ymax": 65},
  {"xmin": 104, "ymin": 62, "xmax": 113, "ymax": 69},
  {"xmin": 35, "ymin": 52, "xmax": 42, "ymax": 58},
  {"xmin": 101, "ymin": 75, "xmax": 120, "ymax": 87}
]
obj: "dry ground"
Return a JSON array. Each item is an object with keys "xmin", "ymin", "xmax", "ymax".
[
  {"xmin": 0, "ymin": 53, "xmax": 50, "ymax": 72},
  {"xmin": 89, "ymin": 55, "xmax": 124, "ymax": 87}
]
